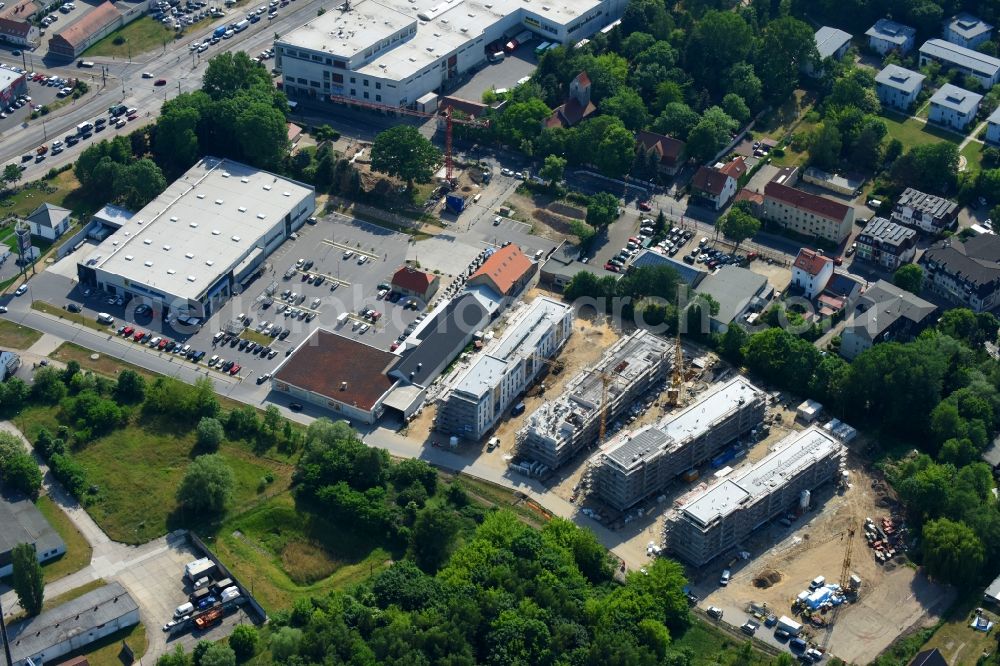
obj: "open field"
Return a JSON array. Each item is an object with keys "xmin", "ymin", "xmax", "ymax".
[
  {"xmin": 84, "ymin": 16, "xmax": 175, "ymax": 58},
  {"xmin": 880, "ymin": 112, "xmax": 961, "ymax": 149},
  {"xmin": 918, "ymin": 593, "xmax": 998, "ymax": 665},
  {"xmin": 43, "ymin": 578, "xmax": 107, "ymax": 611},
  {"xmin": 0, "ymin": 171, "xmax": 86, "ymax": 218},
  {"xmin": 0, "ymin": 319, "xmax": 42, "ymax": 348},
  {"xmin": 36, "ymin": 494, "xmax": 93, "ymax": 582},
  {"xmin": 962, "ymin": 141, "xmax": 984, "ymax": 175}
]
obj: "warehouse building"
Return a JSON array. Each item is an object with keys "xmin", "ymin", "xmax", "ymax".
[
  {"xmin": 590, "ymin": 376, "xmax": 767, "ymax": 512},
  {"xmin": 0, "ymin": 496, "xmax": 66, "ymax": 577},
  {"xmin": 47, "ymin": 1, "xmax": 122, "ymax": 59},
  {"xmin": 516, "ymin": 330, "xmax": 672, "ymax": 470},
  {"xmin": 436, "ymin": 296, "xmax": 573, "ymax": 441},
  {"xmin": 0, "ymin": 67, "xmax": 28, "ymax": 108},
  {"xmin": 77, "ymin": 157, "xmax": 315, "ymax": 321},
  {"xmin": 275, "ymin": 0, "xmax": 626, "ymax": 109},
  {"xmin": 664, "ymin": 426, "xmax": 845, "ymax": 567},
  {"xmin": 8, "ymin": 582, "xmax": 139, "ymax": 666}
]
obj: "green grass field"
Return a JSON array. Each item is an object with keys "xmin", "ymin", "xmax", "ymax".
[
  {"xmin": 0, "ymin": 170, "xmax": 86, "ymax": 218},
  {"xmin": 0, "ymin": 319, "xmax": 42, "ymax": 349},
  {"xmin": 880, "ymin": 111, "xmax": 963, "ymax": 149},
  {"xmin": 84, "ymin": 16, "xmax": 175, "ymax": 58},
  {"xmin": 36, "ymin": 495, "xmax": 93, "ymax": 582},
  {"xmin": 962, "ymin": 141, "xmax": 984, "ymax": 175},
  {"xmin": 917, "ymin": 593, "xmax": 996, "ymax": 665},
  {"xmin": 61, "ymin": 621, "xmax": 147, "ymax": 666}
]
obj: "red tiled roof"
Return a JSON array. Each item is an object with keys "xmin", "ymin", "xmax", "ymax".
[
  {"xmin": 734, "ymin": 189, "xmax": 764, "ymax": 206},
  {"xmin": 52, "ymin": 0, "xmax": 120, "ymax": 48},
  {"xmin": 470, "ymin": 245, "xmax": 534, "ymax": 295},
  {"xmin": 793, "ymin": 248, "xmax": 832, "ymax": 276},
  {"xmin": 287, "ymin": 122, "xmax": 302, "ymax": 142},
  {"xmin": 691, "ymin": 165, "xmax": 733, "ymax": 197},
  {"xmin": 392, "ymin": 266, "xmax": 436, "ymax": 293},
  {"xmin": 719, "ymin": 156, "xmax": 747, "ymax": 179},
  {"xmin": 635, "ymin": 130, "xmax": 685, "ymax": 167},
  {"xmin": 547, "ymin": 97, "xmax": 596, "ymax": 128},
  {"xmin": 575, "ymin": 71, "xmax": 591, "ymax": 88},
  {"xmin": 764, "ymin": 181, "xmax": 851, "ymax": 221},
  {"xmin": 274, "ymin": 329, "xmax": 397, "ymax": 411},
  {"xmin": 0, "ymin": 0, "xmax": 37, "ymax": 19},
  {"xmin": 0, "ymin": 17, "xmax": 31, "ymax": 37}
]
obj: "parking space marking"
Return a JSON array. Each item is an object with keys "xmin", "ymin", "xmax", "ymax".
[{"xmin": 321, "ymin": 238, "xmax": 379, "ymax": 260}]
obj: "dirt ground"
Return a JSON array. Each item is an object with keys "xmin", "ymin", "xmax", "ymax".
[
  {"xmin": 697, "ymin": 442, "xmax": 954, "ymax": 664},
  {"xmin": 504, "ymin": 190, "xmax": 581, "ymax": 245}
]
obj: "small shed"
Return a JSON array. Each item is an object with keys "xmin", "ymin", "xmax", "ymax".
[{"xmin": 796, "ymin": 399, "xmax": 824, "ymax": 423}]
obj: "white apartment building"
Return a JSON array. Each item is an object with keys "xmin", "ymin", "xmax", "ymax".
[
  {"xmin": 275, "ymin": 0, "xmax": 626, "ymax": 108},
  {"xmin": 436, "ymin": 296, "xmax": 573, "ymax": 441}
]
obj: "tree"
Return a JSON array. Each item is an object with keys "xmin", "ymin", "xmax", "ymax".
[
  {"xmin": 721, "ymin": 93, "xmax": 750, "ymax": 126},
  {"xmin": 755, "ymin": 16, "xmax": 816, "ymax": 104},
  {"xmin": 269, "ymin": 627, "xmax": 302, "ymax": 661},
  {"xmin": 893, "ymin": 264, "xmax": 924, "ymax": 295},
  {"xmin": 410, "ymin": 505, "xmax": 460, "ymax": 572},
  {"xmin": 115, "ymin": 158, "xmax": 167, "ymax": 210},
  {"xmin": 493, "ymin": 98, "xmax": 550, "ymax": 149},
  {"xmin": 196, "ymin": 417, "xmax": 225, "ymax": 452},
  {"xmin": 199, "ymin": 643, "xmax": 236, "ymax": 666},
  {"xmin": 157, "ymin": 646, "xmax": 190, "ymax": 666},
  {"xmin": 229, "ymin": 625, "xmax": 259, "ymax": 661},
  {"xmin": 234, "ymin": 98, "xmax": 289, "ymax": 169},
  {"xmin": 12, "ymin": 542, "xmax": 44, "ymax": 615},
  {"xmin": 31, "ymin": 367, "xmax": 67, "ymax": 404},
  {"xmin": 154, "ymin": 105, "xmax": 201, "ymax": 176},
  {"xmin": 114, "ymin": 369, "xmax": 146, "ymax": 404},
  {"xmin": 1, "ymin": 453, "xmax": 42, "ymax": 498},
  {"xmin": 202, "ymin": 51, "xmax": 274, "ymax": 101},
  {"xmin": 594, "ymin": 124, "xmax": 636, "ymax": 177},
  {"xmin": 808, "ymin": 123, "xmax": 843, "ymax": 170},
  {"xmin": 652, "ymin": 102, "xmax": 700, "ymax": 140},
  {"xmin": 922, "ymin": 517, "xmax": 985, "ymax": 587},
  {"xmin": 586, "ymin": 192, "xmax": 620, "ymax": 228},
  {"xmin": 370, "ymin": 126, "xmax": 440, "ymax": 186},
  {"xmin": 717, "ymin": 208, "xmax": 760, "ymax": 253},
  {"xmin": 176, "ymin": 454, "xmax": 234, "ymax": 515},
  {"xmin": 685, "ymin": 116, "xmax": 730, "ymax": 163},
  {"xmin": 2, "ymin": 163, "xmax": 23, "ymax": 187},
  {"xmin": 891, "ymin": 143, "xmax": 960, "ymax": 195},
  {"xmin": 600, "ymin": 88, "xmax": 649, "ymax": 132},
  {"xmin": 539, "ymin": 154, "xmax": 566, "ymax": 185},
  {"xmin": 685, "ymin": 11, "xmax": 753, "ymax": 94}
]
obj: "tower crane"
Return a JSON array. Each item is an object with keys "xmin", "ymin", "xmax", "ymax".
[
  {"xmin": 327, "ymin": 95, "xmax": 490, "ymax": 182},
  {"xmin": 820, "ymin": 522, "xmax": 857, "ymax": 653}
]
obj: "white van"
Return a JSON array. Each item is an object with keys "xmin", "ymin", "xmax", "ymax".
[
  {"xmin": 336, "ymin": 312, "xmax": 349, "ymax": 326},
  {"xmin": 96, "ymin": 312, "xmax": 114, "ymax": 325},
  {"xmin": 174, "ymin": 602, "xmax": 194, "ymax": 618}
]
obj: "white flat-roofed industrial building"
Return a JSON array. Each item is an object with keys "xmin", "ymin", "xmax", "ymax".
[
  {"xmin": 664, "ymin": 426, "xmax": 845, "ymax": 567},
  {"xmin": 77, "ymin": 157, "xmax": 315, "ymax": 320},
  {"xmin": 516, "ymin": 329, "xmax": 672, "ymax": 470},
  {"xmin": 436, "ymin": 296, "xmax": 573, "ymax": 441},
  {"xmin": 590, "ymin": 376, "xmax": 767, "ymax": 512},
  {"xmin": 275, "ymin": 0, "xmax": 626, "ymax": 108}
]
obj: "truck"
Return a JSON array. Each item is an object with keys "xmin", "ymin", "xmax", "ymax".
[
  {"xmin": 213, "ymin": 25, "xmax": 227, "ymax": 38},
  {"xmin": 445, "ymin": 194, "xmax": 465, "ymax": 214},
  {"xmin": 776, "ymin": 616, "xmax": 802, "ymax": 636},
  {"xmin": 108, "ymin": 104, "xmax": 127, "ymax": 117},
  {"xmin": 194, "ymin": 606, "xmax": 223, "ymax": 630},
  {"xmin": 504, "ymin": 30, "xmax": 531, "ymax": 53},
  {"xmin": 184, "ymin": 557, "xmax": 217, "ymax": 582},
  {"xmin": 233, "ymin": 19, "xmax": 248, "ymax": 32},
  {"xmin": 76, "ymin": 121, "xmax": 93, "ymax": 135}
]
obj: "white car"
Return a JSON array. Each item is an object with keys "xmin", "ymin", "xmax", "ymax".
[
  {"xmin": 342, "ymin": 249, "xmax": 354, "ymax": 259},
  {"xmin": 14, "ymin": 285, "xmax": 27, "ymax": 296},
  {"xmin": 0, "ymin": 306, "xmax": 8, "ymax": 314},
  {"xmin": 357, "ymin": 255, "xmax": 367, "ymax": 265}
]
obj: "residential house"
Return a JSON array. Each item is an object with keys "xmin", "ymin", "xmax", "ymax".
[
  {"xmin": 854, "ymin": 216, "xmax": 917, "ymax": 271},
  {"xmin": 986, "ymin": 106, "xmax": 1000, "ymax": 145},
  {"xmin": 391, "ymin": 266, "xmax": 440, "ymax": 302},
  {"xmin": 690, "ymin": 158, "xmax": 746, "ymax": 210},
  {"xmin": 919, "ymin": 234, "xmax": 1000, "ymax": 312},
  {"xmin": 792, "ymin": 248, "xmax": 834, "ymax": 299},
  {"xmin": 986, "ymin": 574, "xmax": 1000, "ymax": 605},
  {"xmin": 919, "ymin": 39, "xmax": 1000, "ymax": 89},
  {"xmin": 927, "ymin": 83, "xmax": 982, "ymax": 131},
  {"xmin": 47, "ymin": 0, "xmax": 123, "ymax": 59},
  {"xmin": 0, "ymin": 0, "xmax": 39, "ymax": 47},
  {"xmin": 891, "ymin": 187, "xmax": 959, "ymax": 234},
  {"xmin": 635, "ymin": 130, "xmax": 685, "ymax": 177},
  {"xmin": 866, "ymin": 18, "xmax": 917, "ymax": 55},
  {"xmin": 467, "ymin": 244, "xmax": 537, "ymax": 305},
  {"xmin": 287, "ymin": 122, "xmax": 303, "ymax": 145},
  {"xmin": 818, "ymin": 272, "xmax": 865, "ymax": 318},
  {"xmin": 874, "ymin": 64, "xmax": 925, "ymax": 111},
  {"xmin": 944, "ymin": 13, "xmax": 993, "ymax": 49},
  {"xmin": 840, "ymin": 280, "xmax": 936, "ymax": 360},
  {"xmin": 693, "ymin": 265, "xmax": 772, "ymax": 332},
  {"xmin": 762, "ymin": 181, "xmax": 855, "ymax": 243},
  {"xmin": 806, "ymin": 26, "xmax": 852, "ymax": 76},
  {"xmin": 545, "ymin": 72, "xmax": 596, "ymax": 129},
  {"xmin": 25, "ymin": 203, "xmax": 71, "ymax": 240}
]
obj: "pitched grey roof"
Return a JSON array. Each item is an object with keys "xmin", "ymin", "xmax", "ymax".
[
  {"xmin": 875, "ymin": 64, "xmax": 925, "ymax": 94},
  {"xmin": 929, "ymin": 83, "xmax": 982, "ymax": 115},
  {"xmin": 920, "ymin": 39, "xmax": 1000, "ymax": 78},
  {"xmin": 0, "ymin": 496, "xmax": 65, "ymax": 558},
  {"xmin": 866, "ymin": 18, "xmax": 916, "ymax": 46},
  {"xmin": 845, "ymin": 280, "xmax": 936, "ymax": 342},
  {"xmin": 26, "ymin": 202, "xmax": 70, "ymax": 229},
  {"xmin": 858, "ymin": 216, "xmax": 917, "ymax": 249},
  {"xmin": 988, "ymin": 106, "xmax": 1000, "ymax": 125},
  {"xmin": 896, "ymin": 188, "xmax": 958, "ymax": 220},
  {"xmin": 694, "ymin": 265, "xmax": 770, "ymax": 325},
  {"xmin": 391, "ymin": 293, "xmax": 489, "ymax": 386},
  {"xmin": 815, "ymin": 26, "xmax": 852, "ymax": 59},
  {"xmin": 920, "ymin": 234, "xmax": 1000, "ymax": 293},
  {"xmin": 8, "ymin": 582, "xmax": 138, "ymax": 663}
]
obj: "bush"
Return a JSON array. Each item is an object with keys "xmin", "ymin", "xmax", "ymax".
[
  {"xmin": 228, "ymin": 625, "xmax": 259, "ymax": 661},
  {"xmin": 113, "ymin": 35, "xmax": 126, "ymax": 45},
  {"xmin": 196, "ymin": 417, "xmax": 224, "ymax": 452}
]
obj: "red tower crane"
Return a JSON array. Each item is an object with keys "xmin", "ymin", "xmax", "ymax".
[{"xmin": 327, "ymin": 95, "xmax": 490, "ymax": 181}]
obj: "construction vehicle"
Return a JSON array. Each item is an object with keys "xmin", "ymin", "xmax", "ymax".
[
  {"xmin": 194, "ymin": 606, "xmax": 223, "ymax": 630},
  {"xmin": 327, "ymin": 95, "xmax": 489, "ymax": 182}
]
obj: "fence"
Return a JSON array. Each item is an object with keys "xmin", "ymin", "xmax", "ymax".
[
  {"xmin": 54, "ymin": 221, "xmax": 95, "ymax": 260},
  {"xmin": 187, "ymin": 531, "xmax": 269, "ymax": 624}
]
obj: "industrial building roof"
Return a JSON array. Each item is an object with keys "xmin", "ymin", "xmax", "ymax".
[
  {"xmin": 920, "ymin": 39, "xmax": 1000, "ymax": 77},
  {"xmin": 392, "ymin": 292, "xmax": 489, "ymax": 386},
  {"xmin": 930, "ymin": 83, "xmax": 982, "ymax": 115},
  {"xmin": 630, "ymin": 250, "xmax": 706, "ymax": 286},
  {"xmin": 875, "ymin": 64, "xmax": 925, "ymax": 94},
  {"xmin": 601, "ymin": 376, "xmax": 764, "ymax": 470},
  {"xmin": 865, "ymin": 18, "xmax": 915, "ymax": 46},
  {"xmin": 281, "ymin": 0, "xmax": 604, "ymax": 83},
  {"xmin": 694, "ymin": 266, "xmax": 770, "ymax": 326},
  {"xmin": 0, "ymin": 496, "xmax": 65, "ymax": 558},
  {"xmin": 83, "ymin": 157, "xmax": 313, "ymax": 302},
  {"xmin": 680, "ymin": 426, "xmax": 841, "ymax": 527},
  {"xmin": 814, "ymin": 26, "xmax": 852, "ymax": 59},
  {"xmin": 0, "ymin": 67, "xmax": 23, "ymax": 91},
  {"xmin": 92, "ymin": 203, "xmax": 134, "ymax": 228},
  {"xmin": 9, "ymin": 583, "xmax": 138, "ymax": 664},
  {"xmin": 946, "ymin": 13, "xmax": 993, "ymax": 42},
  {"xmin": 273, "ymin": 329, "xmax": 398, "ymax": 410}
]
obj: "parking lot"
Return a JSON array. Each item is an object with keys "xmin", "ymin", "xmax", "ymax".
[
  {"xmin": 0, "ymin": 68, "xmax": 70, "ymax": 133},
  {"xmin": 449, "ymin": 43, "xmax": 540, "ymax": 101}
]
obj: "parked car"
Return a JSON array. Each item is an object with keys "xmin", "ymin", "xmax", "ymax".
[{"xmin": 707, "ymin": 607, "xmax": 723, "ymax": 620}]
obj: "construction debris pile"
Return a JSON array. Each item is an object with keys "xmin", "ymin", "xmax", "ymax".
[{"xmin": 864, "ymin": 515, "xmax": 908, "ymax": 564}]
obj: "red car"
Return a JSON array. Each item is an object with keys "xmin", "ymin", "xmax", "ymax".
[
  {"xmin": 133, "ymin": 330, "xmax": 145, "ymax": 341},
  {"xmin": 833, "ymin": 256, "xmax": 843, "ymax": 266},
  {"xmin": 158, "ymin": 338, "xmax": 169, "ymax": 350},
  {"xmin": 604, "ymin": 262, "xmax": 619, "ymax": 273},
  {"xmin": 229, "ymin": 364, "xmax": 241, "ymax": 376},
  {"xmin": 127, "ymin": 113, "xmax": 138, "ymax": 121},
  {"xmin": 638, "ymin": 201, "xmax": 652, "ymax": 211},
  {"xmin": 122, "ymin": 325, "xmax": 134, "ymax": 337},
  {"xmin": 154, "ymin": 79, "xmax": 167, "ymax": 86}
]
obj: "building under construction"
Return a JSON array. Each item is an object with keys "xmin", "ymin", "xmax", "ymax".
[
  {"xmin": 664, "ymin": 425, "xmax": 845, "ymax": 567},
  {"xmin": 590, "ymin": 376, "xmax": 767, "ymax": 512},
  {"xmin": 516, "ymin": 329, "xmax": 672, "ymax": 470}
]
